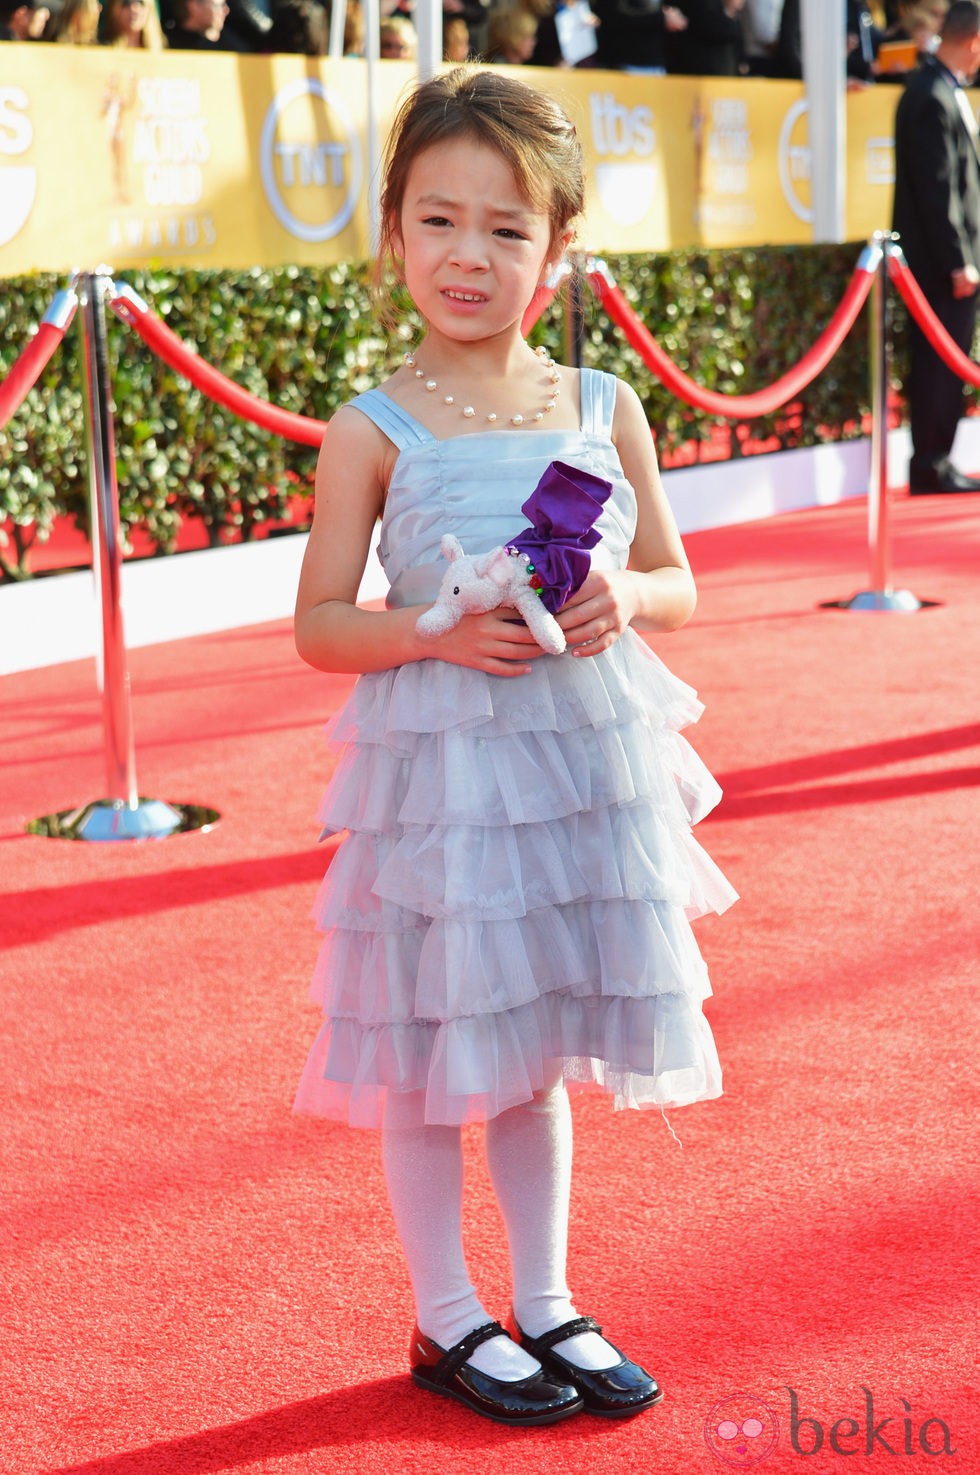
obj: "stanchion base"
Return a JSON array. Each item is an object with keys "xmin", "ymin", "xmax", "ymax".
[
  {"xmin": 27, "ymin": 797, "xmax": 221, "ymax": 841},
  {"xmin": 819, "ymin": 589, "xmax": 941, "ymax": 613}
]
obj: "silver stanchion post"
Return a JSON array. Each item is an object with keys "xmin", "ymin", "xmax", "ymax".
[
  {"xmin": 822, "ymin": 232, "xmax": 936, "ymax": 612},
  {"xmin": 84, "ymin": 268, "xmax": 139, "ymax": 810},
  {"xmin": 29, "ymin": 270, "xmax": 220, "ymax": 841}
]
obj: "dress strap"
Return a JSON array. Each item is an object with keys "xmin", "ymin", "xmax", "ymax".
[
  {"xmin": 347, "ymin": 389, "xmax": 435, "ymax": 450},
  {"xmin": 579, "ymin": 367, "xmax": 618, "ymax": 437}
]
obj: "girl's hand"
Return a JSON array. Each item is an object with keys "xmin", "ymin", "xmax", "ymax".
[
  {"xmin": 420, "ymin": 607, "xmax": 545, "ymax": 677},
  {"xmin": 557, "ymin": 570, "xmax": 638, "ymax": 657}
]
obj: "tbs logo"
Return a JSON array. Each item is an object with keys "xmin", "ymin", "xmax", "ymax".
[{"xmin": 589, "ymin": 92, "xmax": 657, "ymax": 231}]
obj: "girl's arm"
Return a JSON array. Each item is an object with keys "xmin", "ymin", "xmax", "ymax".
[
  {"xmin": 557, "ymin": 378, "xmax": 697, "ymax": 653},
  {"xmin": 294, "ymin": 408, "xmax": 543, "ymax": 677}
]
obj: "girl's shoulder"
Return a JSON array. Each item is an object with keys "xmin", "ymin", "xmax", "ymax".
[
  {"xmin": 339, "ymin": 378, "xmax": 436, "ymax": 452},
  {"xmin": 319, "ymin": 394, "xmax": 403, "ymax": 494}
]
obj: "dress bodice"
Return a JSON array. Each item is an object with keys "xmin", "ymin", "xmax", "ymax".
[{"xmin": 347, "ymin": 368, "xmax": 638, "ymax": 610}]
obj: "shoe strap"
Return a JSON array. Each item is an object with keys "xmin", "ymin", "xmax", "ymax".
[
  {"xmin": 431, "ymin": 1320, "xmax": 507, "ymax": 1387},
  {"xmin": 522, "ymin": 1315, "xmax": 602, "ymax": 1355}
]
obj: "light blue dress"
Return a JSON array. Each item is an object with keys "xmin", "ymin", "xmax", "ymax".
[{"xmin": 294, "ymin": 368, "xmax": 736, "ymax": 1128}]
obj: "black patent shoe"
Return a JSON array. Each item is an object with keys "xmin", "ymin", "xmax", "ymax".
[
  {"xmin": 909, "ymin": 463, "xmax": 980, "ymax": 494},
  {"xmin": 511, "ymin": 1315, "xmax": 664, "ymax": 1418},
  {"xmin": 409, "ymin": 1321, "xmax": 584, "ymax": 1426}
]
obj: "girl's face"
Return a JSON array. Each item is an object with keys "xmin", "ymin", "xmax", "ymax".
[{"xmin": 391, "ymin": 138, "xmax": 565, "ymax": 347}]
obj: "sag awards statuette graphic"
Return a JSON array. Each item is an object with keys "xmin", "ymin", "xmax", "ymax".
[
  {"xmin": 705, "ymin": 1389, "xmax": 957, "ymax": 1465},
  {"xmin": 697, "ymin": 95, "xmax": 756, "ymax": 233},
  {"xmin": 106, "ymin": 76, "xmax": 217, "ymax": 254}
]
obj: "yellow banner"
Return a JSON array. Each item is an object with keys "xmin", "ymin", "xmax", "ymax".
[{"xmin": 0, "ymin": 48, "xmax": 906, "ymax": 277}]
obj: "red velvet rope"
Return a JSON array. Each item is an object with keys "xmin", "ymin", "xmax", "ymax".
[
  {"xmin": 0, "ymin": 320, "xmax": 72, "ymax": 431},
  {"xmin": 587, "ymin": 260, "xmax": 876, "ymax": 419},
  {"xmin": 111, "ymin": 279, "xmax": 563, "ymax": 441},
  {"xmin": 522, "ymin": 281, "xmax": 560, "ymax": 335},
  {"xmin": 887, "ymin": 251, "xmax": 980, "ymax": 389},
  {"xmin": 110, "ymin": 289, "xmax": 328, "ymax": 447}
]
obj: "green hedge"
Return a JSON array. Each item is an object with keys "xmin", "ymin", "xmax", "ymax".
[{"xmin": 0, "ymin": 244, "xmax": 900, "ymax": 582}]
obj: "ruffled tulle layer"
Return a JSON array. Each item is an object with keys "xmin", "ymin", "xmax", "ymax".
[
  {"xmin": 293, "ymin": 989, "xmax": 723, "ymax": 1127},
  {"xmin": 294, "ymin": 630, "xmax": 735, "ymax": 1128},
  {"xmin": 312, "ymin": 894, "xmax": 712, "ymax": 1022}
]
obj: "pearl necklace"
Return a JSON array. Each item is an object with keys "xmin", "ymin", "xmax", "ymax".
[{"xmin": 403, "ymin": 344, "xmax": 561, "ymax": 426}]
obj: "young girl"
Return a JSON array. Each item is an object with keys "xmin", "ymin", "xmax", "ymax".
[{"xmin": 294, "ymin": 67, "xmax": 736, "ymax": 1427}]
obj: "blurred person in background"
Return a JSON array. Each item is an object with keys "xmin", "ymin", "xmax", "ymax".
[
  {"xmin": 528, "ymin": 0, "xmax": 601, "ymax": 66},
  {"xmin": 47, "ymin": 0, "xmax": 101, "ymax": 41},
  {"xmin": 739, "ymin": 0, "xmax": 782, "ymax": 73},
  {"xmin": 0, "ymin": 0, "xmax": 49, "ymax": 35},
  {"xmin": 665, "ymin": 0, "xmax": 745, "ymax": 75},
  {"xmin": 486, "ymin": 2, "xmax": 539, "ymax": 59},
  {"xmin": 381, "ymin": 0, "xmax": 415, "ymax": 29},
  {"xmin": 343, "ymin": 0, "xmax": 363, "ymax": 50},
  {"xmin": 443, "ymin": 0, "xmax": 489, "ymax": 54},
  {"xmin": 222, "ymin": 0, "xmax": 272, "ymax": 49},
  {"xmin": 163, "ymin": 0, "xmax": 270, "ymax": 49},
  {"xmin": 592, "ymin": 0, "xmax": 687, "ymax": 75},
  {"xmin": 442, "ymin": 11, "xmax": 470, "ymax": 55},
  {"xmin": 777, "ymin": 0, "xmax": 882, "ymax": 82},
  {"xmin": 100, "ymin": 0, "xmax": 167, "ymax": 46},
  {"xmin": 846, "ymin": 0, "xmax": 884, "ymax": 79},
  {"xmin": 266, "ymin": 0, "xmax": 327, "ymax": 50},
  {"xmin": 379, "ymin": 11, "xmax": 416, "ymax": 52},
  {"xmin": 166, "ymin": 0, "xmax": 227, "ymax": 45},
  {"xmin": 526, "ymin": 0, "xmax": 562, "ymax": 63},
  {"xmin": 877, "ymin": 0, "xmax": 948, "ymax": 77}
]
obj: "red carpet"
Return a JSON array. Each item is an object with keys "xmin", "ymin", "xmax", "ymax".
[{"xmin": 2, "ymin": 494, "xmax": 978, "ymax": 1474}]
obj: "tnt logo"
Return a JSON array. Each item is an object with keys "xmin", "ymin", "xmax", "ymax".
[
  {"xmin": 589, "ymin": 91, "xmax": 658, "ymax": 229},
  {"xmin": 705, "ymin": 1392, "xmax": 779, "ymax": 1467},
  {"xmin": 0, "ymin": 86, "xmax": 37, "ymax": 249},
  {"xmin": 778, "ymin": 98, "xmax": 812, "ymax": 224},
  {"xmin": 259, "ymin": 79, "xmax": 362, "ymax": 243}
]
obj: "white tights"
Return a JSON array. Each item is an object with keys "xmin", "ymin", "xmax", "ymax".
[{"xmin": 381, "ymin": 1079, "xmax": 619, "ymax": 1380}]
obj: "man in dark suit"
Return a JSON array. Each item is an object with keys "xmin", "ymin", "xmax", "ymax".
[
  {"xmin": 664, "ymin": 0, "xmax": 745, "ymax": 76},
  {"xmin": 893, "ymin": 0, "xmax": 980, "ymax": 494},
  {"xmin": 593, "ymin": 0, "xmax": 688, "ymax": 74}
]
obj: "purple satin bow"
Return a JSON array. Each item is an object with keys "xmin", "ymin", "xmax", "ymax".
[{"xmin": 507, "ymin": 460, "xmax": 613, "ymax": 615}]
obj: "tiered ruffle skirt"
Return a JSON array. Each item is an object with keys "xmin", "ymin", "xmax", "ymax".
[{"xmin": 294, "ymin": 633, "xmax": 737, "ymax": 1127}]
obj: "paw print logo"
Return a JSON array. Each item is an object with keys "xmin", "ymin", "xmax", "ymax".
[{"xmin": 704, "ymin": 1392, "xmax": 779, "ymax": 1467}]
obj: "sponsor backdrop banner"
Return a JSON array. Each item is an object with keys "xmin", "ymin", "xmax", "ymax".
[{"xmin": 0, "ymin": 47, "xmax": 919, "ymax": 276}]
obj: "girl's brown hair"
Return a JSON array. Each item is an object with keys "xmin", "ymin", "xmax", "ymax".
[{"xmin": 379, "ymin": 67, "xmax": 584, "ymax": 270}]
